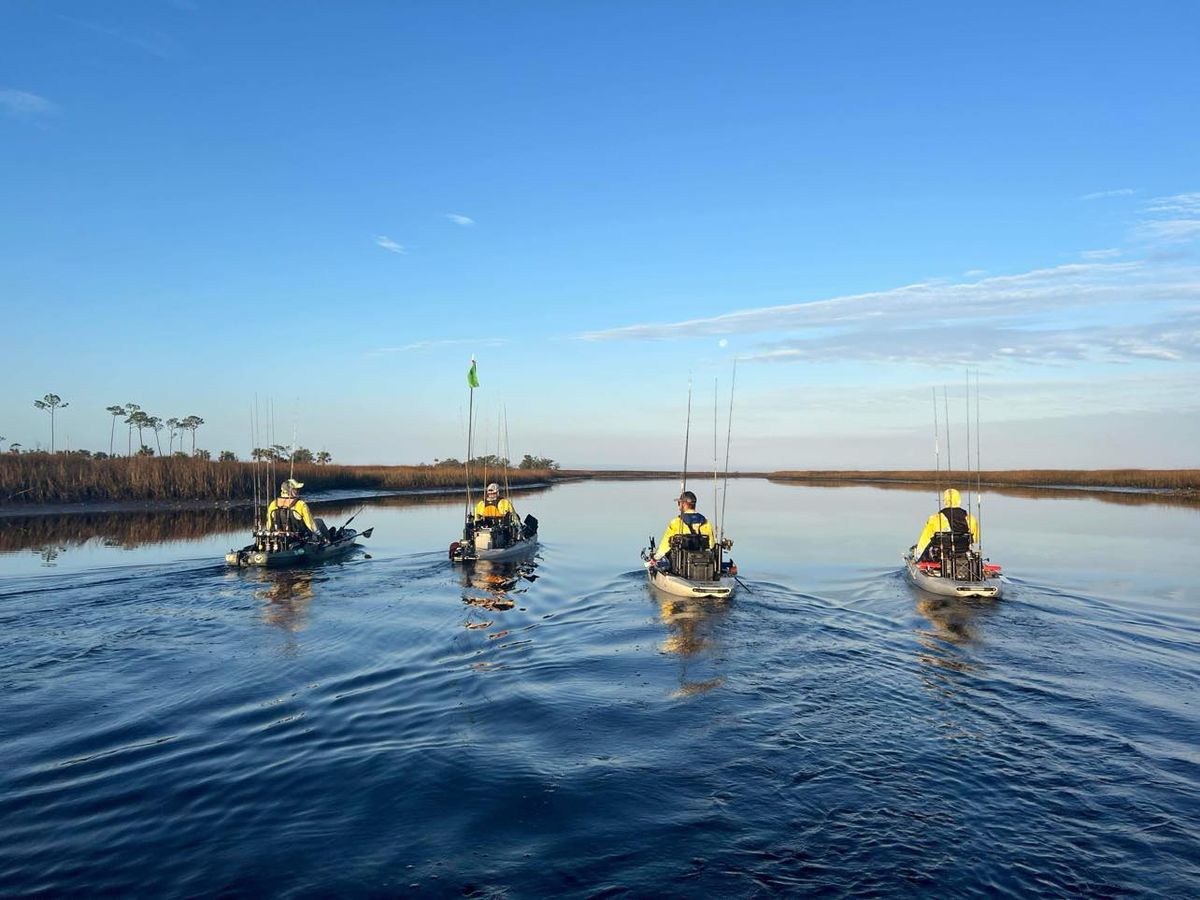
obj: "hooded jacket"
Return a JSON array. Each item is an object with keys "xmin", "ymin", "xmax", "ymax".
[{"xmin": 914, "ymin": 488, "xmax": 980, "ymax": 559}]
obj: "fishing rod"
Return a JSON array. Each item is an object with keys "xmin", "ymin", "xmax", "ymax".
[
  {"xmin": 250, "ymin": 400, "xmax": 259, "ymax": 529},
  {"xmin": 712, "ymin": 377, "xmax": 719, "ymax": 535},
  {"xmin": 341, "ymin": 505, "xmax": 366, "ymax": 530},
  {"xmin": 719, "ymin": 358, "xmax": 737, "ymax": 543},
  {"xmin": 289, "ymin": 418, "xmax": 297, "ymax": 480},
  {"xmin": 976, "ymin": 369, "xmax": 984, "ymax": 560},
  {"xmin": 932, "ymin": 387, "xmax": 941, "ymax": 510},
  {"xmin": 503, "ymin": 404, "xmax": 514, "ymax": 515},
  {"xmin": 269, "ymin": 397, "xmax": 277, "ymax": 509},
  {"xmin": 964, "ymin": 369, "xmax": 972, "ymax": 541},
  {"xmin": 943, "ymin": 386, "xmax": 952, "ymax": 483},
  {"xmin": 680, "ymin": 375, "xmax": 693, "ymax": 493},
  {"xmin": 465, "ymin": 356, "xmax": 476, "ymax": 527}
]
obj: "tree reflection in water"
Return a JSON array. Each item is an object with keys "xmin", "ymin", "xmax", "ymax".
[{"xmin": 651, "ymin": 591, "xmax": 731, "ymax": 698}]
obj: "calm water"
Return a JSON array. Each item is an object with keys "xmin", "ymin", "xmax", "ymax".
[{"xmin": 1, "ymin": 480, "xmax": 1197, "ymax": 897}]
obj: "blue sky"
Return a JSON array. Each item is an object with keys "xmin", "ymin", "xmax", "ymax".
[{"xmin": 3, "ymin": 1, "xmax": 1198, "ymax": 468}]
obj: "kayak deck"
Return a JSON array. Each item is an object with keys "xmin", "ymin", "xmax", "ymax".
[
  {"xmin": 646, "ymin": 563, "xmax": 735, "ymax": 599},
  {"xmin": 904, "ymin": 553, "xmax": 1003, "ymax": 598},
  {"xmin": 226, "ymin": 529, "xmax": 368, "ymax": 568}
]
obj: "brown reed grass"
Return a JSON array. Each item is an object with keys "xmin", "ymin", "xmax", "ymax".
[
  {"xmin": 768, "ymin": 469, "xmax": 1200, "ymax": 491},
  {"xmin": 0, "ymin": 453, "xmax": 558, "ymax": 506}
]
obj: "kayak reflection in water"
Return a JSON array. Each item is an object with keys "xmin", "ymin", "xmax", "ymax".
[
  {"xmin": 653, "ymin": 594, "xmax": 729, "ymax": 697},
  {"xmin": 461, "ymin": 559, "xmax": 537, "ymax": 613},
  {"xmin": 254, "ymin": 570, "xmax": 317, "ymax": 633}
]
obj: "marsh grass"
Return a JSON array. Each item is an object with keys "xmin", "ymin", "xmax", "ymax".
[
  {"xmin": 0, "ymin": 453, "xmax": 557, "ymax": 505},
  {"xmin": 769, "ymin": 469, "xmax": 1200, "ymax": 492}
]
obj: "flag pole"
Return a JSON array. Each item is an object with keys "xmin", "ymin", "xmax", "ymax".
[{"xmin": 465, "ymin": 357, "xmax": 477, "ymax": 526}]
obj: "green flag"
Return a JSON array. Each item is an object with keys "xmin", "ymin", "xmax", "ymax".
[{"xmin": 467, "ymin": 358, "xmax": 479, "ymax": 388}]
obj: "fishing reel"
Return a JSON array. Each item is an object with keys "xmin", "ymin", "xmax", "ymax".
[{"xmin": 640, "ymin": 536, "xmax": 656, "ymax": 562}]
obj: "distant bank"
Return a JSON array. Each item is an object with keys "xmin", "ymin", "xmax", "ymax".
[
  {"xmin": 0, "ymin": 454, "xmax": 558, "ymax": 510},
  {"xmin": 3, "ymin": 456, "xmax": 1196, "ymax": 515},
  {"xmin": 562, "ymin": 468, "xmax": 1200, "ymax": 498}
]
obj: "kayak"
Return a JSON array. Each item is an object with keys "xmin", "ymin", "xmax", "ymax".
[
  {"xmin": 645, "ymin": 561, "xmax": 735, "ymax": 599},
  {"xmin": 226, "ymin": 527, "xmax": 371, "ymax": 568},
  {"xmin": 450, "ymin": 514, "xmax": 539, "ymax": 564},
  {"xmin": 903, "ymin": 551, "xmax": 1003, "ymax": 599},
  {"xmin": 641, "ymin": 534, "xmax": 738, "ymax": 600}
]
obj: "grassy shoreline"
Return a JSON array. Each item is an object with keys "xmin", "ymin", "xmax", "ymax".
[
  {"xmin": 563, "ymin": 468, "xmax": 1199, "ymax": 495},
  {"xmin": 0, "ymin": 454, "xmax": 559, "ymax": 507},
  {"xmin": 767, "ymin": 468, "xmax": 1200, "ymax": 494},
  {"xmin": 4, "ymin": 457, "xmax": 1196, "ymax": 512}
]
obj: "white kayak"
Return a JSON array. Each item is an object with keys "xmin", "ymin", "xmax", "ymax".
[
  {"xmin": 904, "ymin": 552, "xmax": 1003, "ymax": 599},
  {"xmin": 644, "ymin": 560, "xmax": 735, "ymax": 599},
  {"xmin": 450, "ymin": 515, "xmax": 539, "ymax": 564}
]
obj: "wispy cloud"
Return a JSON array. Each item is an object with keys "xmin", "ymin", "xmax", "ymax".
[
  {"xmin": 375, "ymin": 235, "xmax": 407, "ymax": 255},
  {"xmin": 1144, "ymin": 193, "xmax": 1200, "ymax": 216},
  {"xmin": 368, "ymin": 337, "xmax": 508, "ymax": 356},
  {"xmin": 1081, "ymin": 188, "xmax": 1135, "ymax": 201},
  {"xmin": 1135, "ymin": 193, "xmax": 1200, "ymax": 246},
  {"xmin": 1081, "ymin": 248, "xmax": 1122, "ymax": 260},
  {"xmin": 57, "ymin": 14, "xmax": 178, "ymax": 58},
  {"xmin": 741, "ymin": 309, "xmax": 1200, "ymax": 367},
  {"xmin": 579, "ymin": 261, "xmax": 1200, "ymax": 368},
  {"xmin": 582, "ymin": 262, "xmax": 1151, "ymax": 341},
  {"xmin": 963, "ymin": 269, "xmax": 988, "ymax": 278},
  {"xmin": 1136, "ymin": 220, "xmax": 1200, "ymax": 244},
  {"xmin": 0, "ymin": 88, "xmax": 59, "ymax": 118},
  {"xmin": 445, "ymin": 213, "xmax": 475, "ymax": 227}
]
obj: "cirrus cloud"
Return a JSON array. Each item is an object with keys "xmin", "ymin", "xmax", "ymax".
[
  {"xmin": 578, "ymin": 260, "xmax": 1200, "ymax": 369},
  {"xmin": 0, "ymin": 88, "xmax": 59, "ymax": 118},
  {"xmin": 375, "ymin": 235, "xmax": 407, "ymax": 255}
]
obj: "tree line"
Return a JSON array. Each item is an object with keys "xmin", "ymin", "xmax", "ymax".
[
  {"xmin": 432, "ymin": 453, "xmax": 558, "ymax": 470},
  {"xmin": 5, "ymin": 394, "xmax": 215, "ymax": 459}
]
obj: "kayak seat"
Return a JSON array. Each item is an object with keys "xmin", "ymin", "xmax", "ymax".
[
  {"xmin": 667, "ymin": 535, "xmax": 717, "ymax": 581},
  {"xmin": 927, "ymin": 530, "xmax": 973, "ymax": 556},
  {"xmin": 669, "ymin": 533, "xmax": 708, "ymax": 553},
  {"xmin": 268, "ymin": 506, "xmax": 313, "ymax": 544}
]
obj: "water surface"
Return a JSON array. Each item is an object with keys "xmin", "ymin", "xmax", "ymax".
[{"xmin": 2, "ymin": 480, "xmax": 1197, "ymax": 896}]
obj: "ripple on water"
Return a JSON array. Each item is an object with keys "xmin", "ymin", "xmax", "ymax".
[{"xmin": 1, "ymin": 481, "xmax": 1198, "ymax": 895}]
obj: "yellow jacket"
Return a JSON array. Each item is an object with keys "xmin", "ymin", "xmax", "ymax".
[
  {"xmin": 914, "ymin": 508, "xmax": 980, "ymax": 558},
  {"xmin": 475, "ymin": 497, "xmax": 516, "ymax": 519},
  {"xmin": 265, "ymin": 497, "xmax": 318, "ymax": 533},
  {"xmin": 655, "ymin": 512, "xmax": 715, "ymax": 558}
]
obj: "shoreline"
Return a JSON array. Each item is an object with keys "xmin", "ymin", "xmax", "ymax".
[
  {"xmin": 4, "ymin": 470, "xmax": 1197, "ymax": 518},
  {"xmin": 0, "ymin": 481, "xmax": 559, "ymax": 520}
]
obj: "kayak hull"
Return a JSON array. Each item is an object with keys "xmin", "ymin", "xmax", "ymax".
[
  {"xmin": 646, "ymin": 563, "xmax": 735, "ymax": 599},
  {"xmin": 904, "ymin": 553, "xmax": 1002, "ymax": 599},
  {"xmin": 452, "ymin": 535, "xmax": 538, "ymax": 563},
  {"xmin": 226, "ymin": 530, "xmax": 364, "ymax": 568}
]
